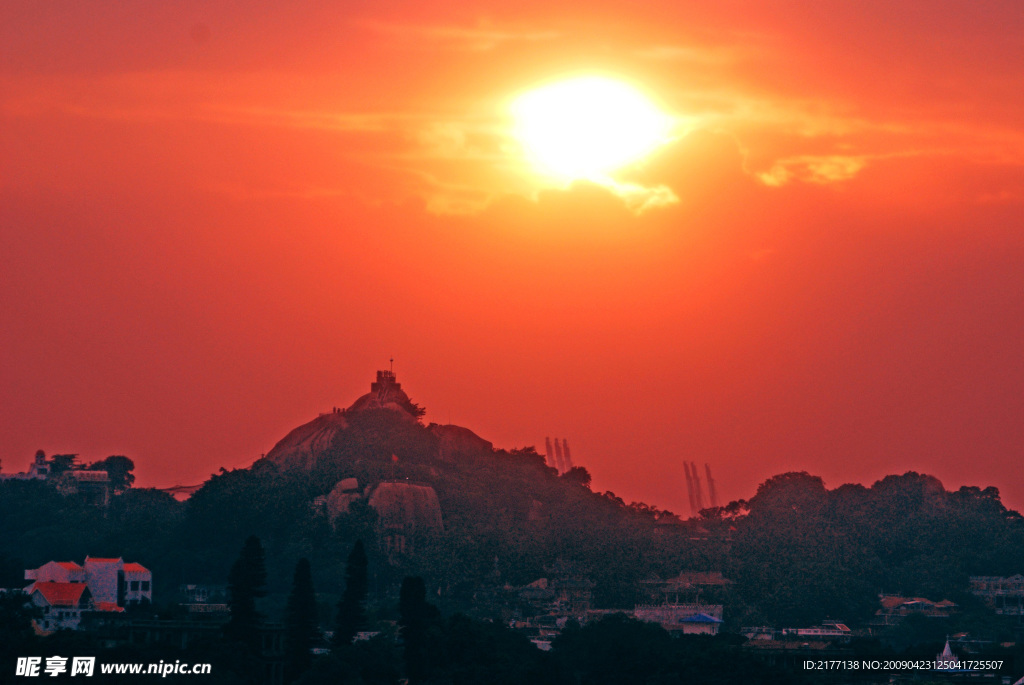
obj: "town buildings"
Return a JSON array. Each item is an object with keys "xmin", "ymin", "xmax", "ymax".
[
  {"xmin": 23, "ymin": 557, "xmax": 152, "ymax": 632},
  {"xmin": 0, "ymin": 451, "xmax": 112, "ymax": 506},
  {"xmin": 970, "ymin": 575, "xmax": 1024, "ymax": 616}
]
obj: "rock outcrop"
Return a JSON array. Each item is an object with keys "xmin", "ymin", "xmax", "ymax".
[
  {"xmin": 262, "ymin": 370, "xmax": 425, "ymax": 470},
  {"xmin": 260, "ymin": 370, "xmax": 490, "ymax": 472},
  {"xmin": 429, "ymin": 423, "xmax": 493, "ymax": 461}
]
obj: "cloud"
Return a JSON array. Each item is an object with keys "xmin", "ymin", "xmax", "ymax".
[
  {"xmin": 634, "ymin": 44, "xmax": 742, "ymax": 65},
  {"xmin": 757, "ymin": 155, "xmax": 867, "ymax": 187},
  {"xmin": 599, "ymin": 180, "xmax": 679, "ymax": 213},
  {"xmin": 361, "ymin": 20, "xmax": 560, "ymax": 52},
  {"xmin": 482, "ymin": 181, "xmax": 642, "ymax": 231}
]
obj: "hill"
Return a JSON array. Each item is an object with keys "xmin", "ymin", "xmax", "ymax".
[{"xmin": 2, "ymin": 369, "xmax": 1023, "ymax": 632}]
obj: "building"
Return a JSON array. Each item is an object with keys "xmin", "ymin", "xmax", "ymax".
[
  {"xmin": 869, "ymin": 594, "xmax": 956, "ymax": 632},
  {"xmin": 633, "ymin": 570, "xmax": 729, "ymax": 634},
  {"xmin": 122, "ymin": 562, "xmax": 153, "ymax": 605},
  {"xmin": 25, "ymin": 561, "xmax": 86, "ymax": 584},
  {"xmin": 778, "ymin": 622, "xmax": 852, "ymax": 642},
  {"xmin": 678, "ymin": 612, "xmax": 724, "ymax": 635},
  {"xmin": 550, "ymin": 576, "xmax": 595, "ymax": 616},
  {"xmin": 740, "ymin": 623, "xmax": 851, "ymax": 642},
  {"xmin": 25, "ymin": 557, "xmax": 152, "ymax": 618},
  {"xmin": 58, "ymin": 470, "xmax": 112, "ymax": 507},
  {"xmin": 29, "ymin": 582, "xmax": 95, "ymax": 632},
  {"xmin": 0, "ymin": 450, "xmax": 51, "ymax": 481},
  {"xmin": 177, "ymin": 584, "xmax": 229, "ymax": 616},
  {"xmin": 969, "ymin": 575, "xmax": 1024, "ymax": 616},
  {"xmin": 1, "ymin": 451, "xmax": 112, "ymax": 507},
  {"xmin": 639, "ymin": 571, "xmax": 731, "ymax": 605},
  {"xmin": 633, "ymin": 603, "xmax": 724, "ymax": 634}
]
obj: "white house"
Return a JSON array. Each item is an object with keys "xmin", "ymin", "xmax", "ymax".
[
  {"xmin": 679, "ymin": 612, "xmax": 724, "ymax": 635},
  {"xmin": 25, "ymin": 561, "xmax": 86, "ymax": 584},
  {"xmin": 25, "ymin": 557, "xmax": 152, "ymax": 613},
  {"xmin": 29, "ymin": 582, "xmax": 94, "ymax": 632},
  {"xmin": 123, "ymin": 562, "xmax": 153, "ymax": 605}
]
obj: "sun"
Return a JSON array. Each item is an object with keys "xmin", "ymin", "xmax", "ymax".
[{"xmin": 511, "ymin": 76, "xmax": 673, "ymax": 183}]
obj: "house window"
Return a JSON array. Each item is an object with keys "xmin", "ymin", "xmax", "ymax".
[
  {"xmin": 141, "ymin": 581, "xmax": 150, "ymax": 591},
  {"xmin": 130, "ymin": 581, "xmax": 139, "ymax": 591}
]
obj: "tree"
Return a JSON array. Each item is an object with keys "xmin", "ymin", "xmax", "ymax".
[
  {"xmin": 747, "ymin": 471, "xmax": 826, "ymax": 516},
  {"xmin": 0, "ymin": 591, "xmax": 41, "ymax": 665},
  {"xmin": 225, "ymin": 535, "xmax": 268, "ymax": 652},
  {"xmin": 334, "ymin": 540, "xmax": 369, "ymax": 646},
  {"xmin": 49, "ymin": 454, "xmax": 78, "ymax": 477},
  {"xmin": 285, "ymin": 558, "xmax": 318, "ymax": 683},
  {"xmin": 561, "ymin": 466, "xmax": 592, "ymax": 489},
  {"xmin": 398, "ymin": 576, "xmax": 440, "ymax": 684},
  {"xmin": 88, "ymin": 455, "xmax": 136, "ymax": 492}
]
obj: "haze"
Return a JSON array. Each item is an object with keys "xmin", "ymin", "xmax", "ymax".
[{"xmin": 2, "ymin": 1, "xmax": 1023, "ymax": 514}]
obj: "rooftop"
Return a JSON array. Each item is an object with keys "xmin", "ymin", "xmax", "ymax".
[{"xmin": 32, "ymin": 582, "xmax": 89, "ymax": 607}]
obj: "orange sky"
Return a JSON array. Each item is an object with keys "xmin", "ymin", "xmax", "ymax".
[{"xmin": 2, "ymin": 1, "xmax": 1023, "ymax": 515}]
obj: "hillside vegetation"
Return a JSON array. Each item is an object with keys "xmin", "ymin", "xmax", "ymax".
[{"xmin": 3, "ymin": 407, "xmax": 1023, "ymax": 631}]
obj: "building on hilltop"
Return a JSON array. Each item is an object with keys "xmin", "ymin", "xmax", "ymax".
[
  {"xmin": 259, "ymin": 367, "xmax": 496, "ymax": 473},
  {"xmin": 55, "ymin": 470, "xmax": 112, "ymax": 507},
  {"xmin": 0, "ymin": 451, "xmax": 112, "ymax": 507},
  {"xmin": 0, "ymin": 450, "xmax": 52, "ymax": 481},
  {"xmin": 348, "ymin": 369, "xmax": 425, "ymax": 417},
  {"xmin": 259, "ymin": 368, "xmax": 433, "ymax": 471}
]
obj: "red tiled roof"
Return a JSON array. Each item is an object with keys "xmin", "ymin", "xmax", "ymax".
[
  {"xmin": 880, "ymin": 596, "xmax": 930, "ymax": 610},
  {"xmin": 123, "ymin": 562, "xmax": 149, "ymax": 573},
  {"xmin": 32, "ymin": 582, "xmax": 89, "ymax": 607},
  {"xmin": 94, "ymin": 602, "xmax": 125, "ymax": 613},
  {"xmin": 56, "ymin": 562, "xmax": 84, "ymax": 571}
]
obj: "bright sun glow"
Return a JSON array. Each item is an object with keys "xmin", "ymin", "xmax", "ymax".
[{"xmin": 511, "ymin": 76, "xmax": 673, "ymax": 182}]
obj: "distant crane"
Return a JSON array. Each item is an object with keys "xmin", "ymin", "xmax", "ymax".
[
  {"xmin": 683, "ymin": 461, "xmax": 719, "ymax": 516},
  {"xmin": 561, "ymin": 439, "xmax": 574, "ymax": 471},
  {"xmin": 691, "ymin": 462, "xmax": 706, "ymax": 511},
  {"xmin": 683, "ymin": 462, "xmax": 697, "ymax": 516},
  {"xmin": 553, "ymin": 439, "xmax": 566, "ymax": 474},
  {"xmin": 705, "ymin": 463, "xmax": 719, "ymax": 508}
]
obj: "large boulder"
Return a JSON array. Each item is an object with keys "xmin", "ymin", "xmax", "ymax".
[
  {"xmin": 261, "ymin": 370, "xmax": 424, "ymax": 470},
  {"xmin": 429, "ymin": 423, "xmax": 493, "ymax": 461},
  {"xmin": 368, "ymin": 481, "xmax": 443, "ymax": 557}
]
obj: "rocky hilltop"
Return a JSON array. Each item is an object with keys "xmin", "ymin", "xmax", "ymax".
[{"xmin": 259, "ymin": 370, "xmax": 492, "ymax": 471}]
